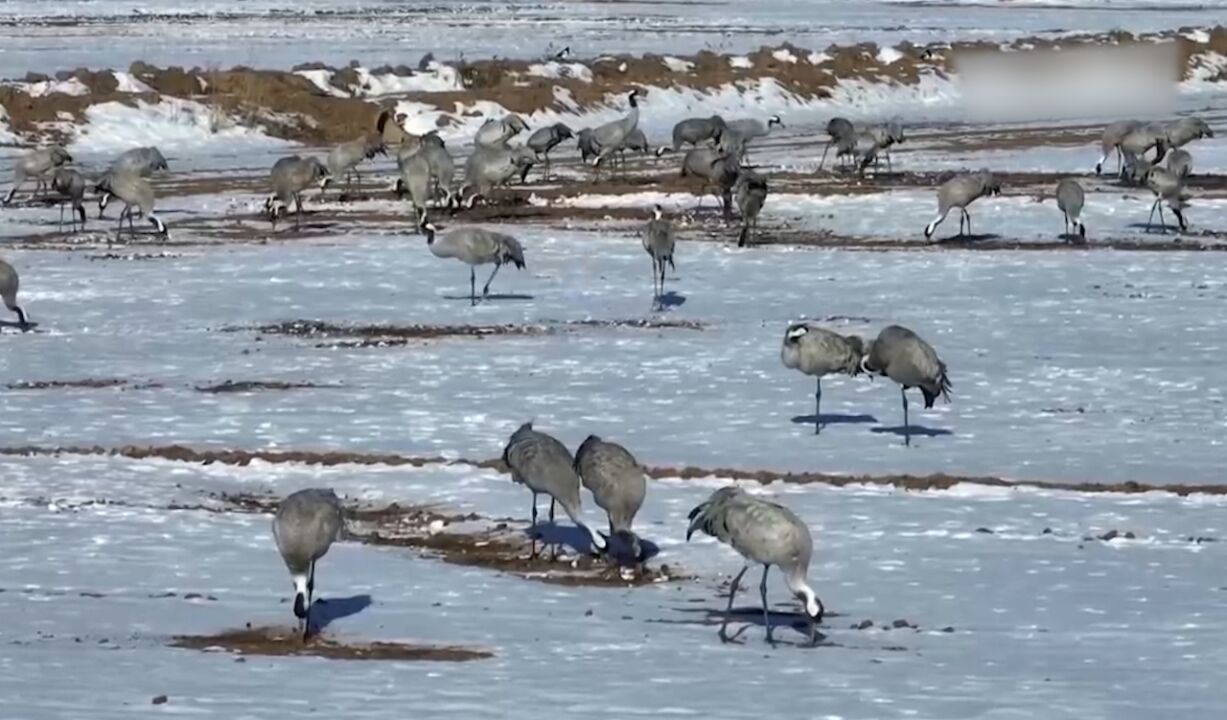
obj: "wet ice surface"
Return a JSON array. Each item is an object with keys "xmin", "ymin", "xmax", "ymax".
[
  {"xmin": 1, "ymin": 453, "xmax": 1226, "ymax": 718},
  {"xmin": 2, "ymin": 226, "xmax": 1226, "ymax": 485}
]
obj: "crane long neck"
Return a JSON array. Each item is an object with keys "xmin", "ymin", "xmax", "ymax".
[{"xmin": 784, "ymin": 565, "xmax": 816, "ymax": 606}]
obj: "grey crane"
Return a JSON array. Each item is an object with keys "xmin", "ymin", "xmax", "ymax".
[
  {"xmin": 862, "ymin": 120, "xmax": 905, "ymax": 174},
  {"xmin": 923, "ymin": 170, "xmax": 1001, "ymax": 240},
  {"xmin": 643, "ymin": 204, "xmax": 676, "ymax": 306},
  {"xmin": 323, "ymin": 135, "xmax": 385, "ymax": 197},
  {"xmin": 1165, "ymin": 148, "xmax": 1193, "ymax": 179},
  {"xmin": 1165, "ymin": 116, "xmax": 1214, "ymax": 149},
  {"xmin": 423, "ymin": 222, "xmax": 525, "ymax": 304},
  {"xmin": 1095, "ymin": 120, "xmax": 1141, "ymax": 175},
  {"xmin": 50, "ymin": 168, "xmax": 87, "ymax": 234},
  {"xmin": 460, "ymin": 144, "xmax": 534, "ymax": 207},
  {"xmin": 502, "ymin": 422, "xmax": 608, "ymax": 560},
  {"xmin": 525, "ymin": 123, "xmax": 574, "ymax": 180},
  {"xmin": 687, "ymin": 486, "xmax": 824, "ymax": 646},
  {"xmin": 733, "ymin": 169, "xmax": 768, "ymax": 247},
  {"xmin": 96, "ymin": 169, "xmax": 168, "ymax": 241},
  {"xmin": 618, "ymin": 128, "xmax": 662, "ymax": 168},
  {"xmin": 861, "ymin": 325, "xmax": 951, "ymax": 447},
  {"xmin": 681, "ymin": 147, "xmax": 740, "ymax": 213},
  {"xmin": 726, "ymin": 115, "xmax": 783, "ymax": 142},
  {"xmin": 4, "ymin": 145, "xmax": 72, "ymax": 205},
  {"xmin": 780, "ymin": 323, "xmax": 864, "ymax": 434},
  {"xmin": 574, "ymin": 434, "xmax": 648, "ymax": 566},
  {"xmin": 590, "ymin": 89, "xmax": 644, "ymax": 173},
  {"xmin": 421, "ymin": 134, "xmax": 457, "ymax": 205},
  {"xmin": 376, "ymin": 109, "xmax": 412, "ymax": 149},
  {"xmin": 1118, "ymin": 123, "xmax": 1167, "ymax": 182},
  {"xmin": 671, "ymin": 115, "xmax": 728, "ymax": 152},
  {"xmin": 395, "ymin": 148, "xmax": 434, "ymax": 231},
  {"xmin": 474, "ymin": 115, "xmax": 529, "ymax": 148},
  {"xmin": 725, "ymin": 115, "xmax": 783, "ymax": 161},
  {"xmin": 576, "ymin": 127, "xmax": 599, "ymax": 164},
  {"xmin": 1142, "ymin": 165, "xmax": 1189, "ymax": 233},
  {"xmin": 267, "ymin": 155, "xmax": 330, "ymax": 231},
  {"xmin": 272, "ymin": 488, "xmax": 344, "ymax": 641},
  {"xmin": 399, "ymin": 132, "xmax": 456, "ymax": 206},
  {"xmin": 97, "ymin": 146, "xmax": 168, "ymax": 218},
  {"xmin": 819, "ymin": 117, "xmax": 855, "ymax": 170},
  {"xmin": 1055, "ymin": 177, "xmax": 1086, "ymax": 242},
  {"xmin": 0, "ymin": 258, "xmax": 30, "ymax": 330}
]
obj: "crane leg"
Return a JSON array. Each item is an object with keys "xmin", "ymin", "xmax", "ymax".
[
  {"xmin": 528, "ymin": 492, "xmax": 539, "ymax": 560},
  {"xmin": 901, "ymin": 386, "xmax": 911, "ymax": 447},
  {"xmin": 719, "ymin": 565, "xmax": 750, "ymax": 643},
  {"xmin": 814, "ymin": 377, "xmax": 822, "ymax": 435},
  {"xmin": 469, "ymin": 266, "xmax": 477, "ymax": 306},
  {"xmin": 760, "ymin": 565, "xmax": 775, "ymax": 646},
  {"xmin": 58, "ymin": 202, "xmax": 64, "ymax": 234},
  {"xmin": 302, "ymin": 559, "xmax": 316, "ymax": 642},
  {"xmin": 658, "ymin": 260, "xmax": 666, "ymax": 304},
  {"xmin": 482, "ymin": 263, "xmax": 502, "ymax": 298},
  {"xmin": 819, "ymin": 141, "xmax": 830, "ymax": 171},
  {"xmin": 1146, "ymin": 199, "xmax": 1158, "ymax": 232},
  {"xmin": 965, "ymin": 209, "xmax": 972, "ymax": 236}
]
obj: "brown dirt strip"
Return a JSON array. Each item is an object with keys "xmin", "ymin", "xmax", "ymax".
[
  {"xmin": 4, "ymin": 379, "xmax": 329, "ymax": 393},
  {"xmin": 225, "ymin": 318, "xmax": 706, "ymax": 349},
  {"xmin": 171, "ymin": 625, "xmax": 492, "ymax": 661},
  {"xmin": 1, "ymin": 443, "xmax": 1224, "ymax": 496}
]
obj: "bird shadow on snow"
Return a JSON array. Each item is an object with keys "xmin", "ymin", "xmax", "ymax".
[
  {"xmin": 790, "ymin": 413, "xmax": 877, "ymax": 429},
  {"xmin": 440, "ymin": 293, "xmax": 535, "ymax": 302},
  {"xmin": 933, "ymin": 233, "xmax": 1000, "ymax": 245},
  {"xmin": 654, "ymin": 291, "xmax": 686, "ymax": 309},
  {"xmin": 531, "ymin": 522, "xmax": 601, "ymax": 555},
  {"xmin": 311, "ymin": 594, "xmax": 373, "ymax": 632},
  {"xmin": 0, "ymin": 320, "xmax": 37, "ymax": 331},
  {"xmin": 870, "ymin": 425, "xmax": 953, "ymax": 439},
  {"xmin": 1125, "ymin": 222, "xmax": 1184, "ymax": 234},
  {"xmin": 720, "ymin": 606, "xmax": 831, "ymax": 646}
]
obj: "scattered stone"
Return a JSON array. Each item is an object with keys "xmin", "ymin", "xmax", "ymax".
[
  {"xmin": 854, "ymin": 619, "xmax": 874, "ymax": 630},
  {"xmin": 1099, "ymin": 530, "xmax": 1119, "ymax": 541},
  {"xmin": 891, "ymin": 619, "xmax": 912, "ymax": 629},
  {"xmin": 151, "ymin": 695, "xmax": 168, "ymax": 705},
  {"xmin": 940, "ymin": 626, "xmax": 955, "ymax": 633},
  {"xmin": 975, "ymin": 527, "xmax": 994, "ymax": 534}
]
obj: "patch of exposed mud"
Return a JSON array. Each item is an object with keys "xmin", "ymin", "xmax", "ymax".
[
  {"xmin": 5, "ymin": 378, "xmax": 128, "ymax": 390},
  {"xmin": 3, "ymin": 443, "xmax": 1225, "ymax": 496},
  {"xmin": 194, "ymin": 380, "xmax": 334, "ymax": 394},
  {"xmin": 224, "ymin": 318, "xmax": 705, "ymax": 348},
  {"xmin": 171, "ymin": 625, "xmax": 492, "ymax": 661},
  {"xmin": 4, "ymin": 378, "xmax": 162, "ymax": 390},
  {"xmin": 213, "ymin": 491, "xmax": 679, "ymax": 588}
]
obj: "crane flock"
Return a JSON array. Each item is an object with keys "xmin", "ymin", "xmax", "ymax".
[{"xmin": 1, "ymin": 54, "xmax": 1220, "ymax": 651}]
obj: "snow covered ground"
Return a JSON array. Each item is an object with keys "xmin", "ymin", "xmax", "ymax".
[{"xmin": 4, "ymin": 3, "xmax": 1227, "ymax": 718}]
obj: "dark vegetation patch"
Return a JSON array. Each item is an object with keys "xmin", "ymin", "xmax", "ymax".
[
  {"xmin": 194, "ymin": 380, "xmax": 334, "ymax": 393},
  {"xmin": 171, "ymin": 625, "xmax": 492, "ymax": 661}
]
